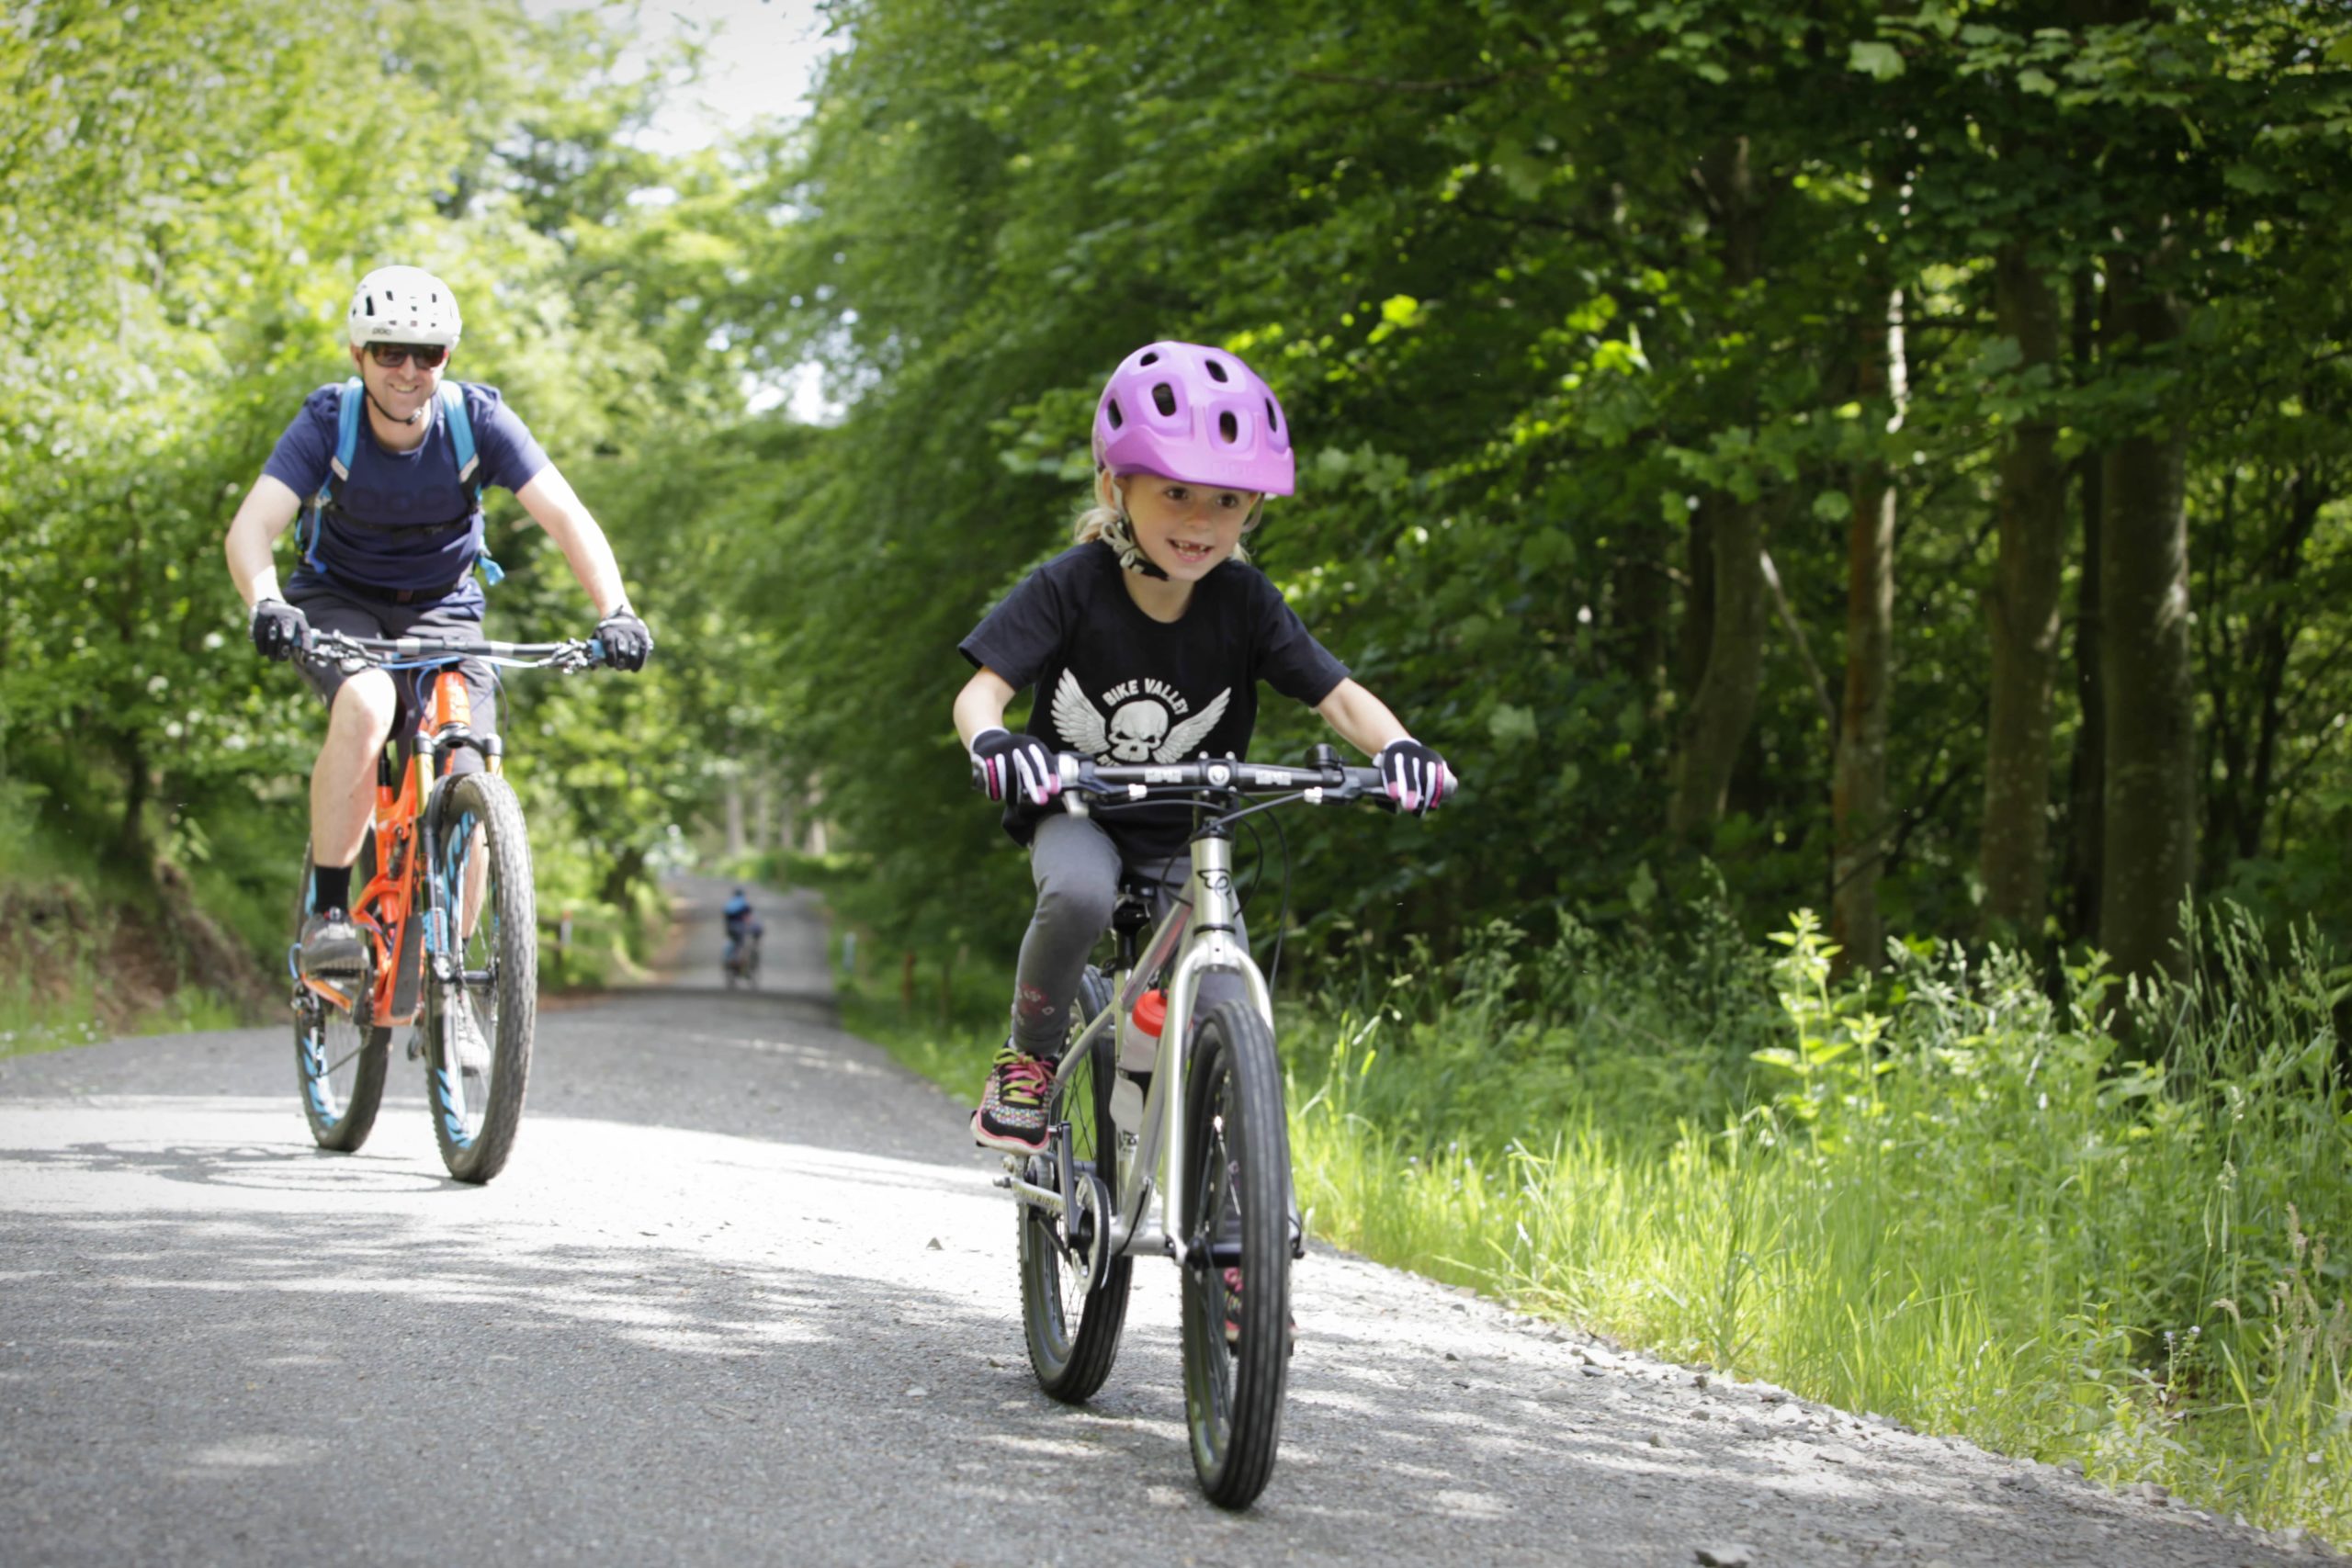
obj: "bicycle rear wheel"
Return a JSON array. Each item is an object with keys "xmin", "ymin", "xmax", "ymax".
[
  {"xmin": 1180, "ymin": 998, "xmax": 1293, "ymax": 1510},
  {"xmin": 423, "ymin": 773, "xmax": 537, "ymax": 1184},
  {"xmin": 1018, "ymin": 965, "xmax": 1133, "ymax": 1401},
  {"xmin": 291, "ymin": 842, "xmax": 388, "ymax": 1152}
]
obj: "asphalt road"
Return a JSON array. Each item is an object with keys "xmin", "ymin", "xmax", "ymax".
[{"xmin": 0, "ymin": 877, "xmax": 2324, "ymax": 1566}]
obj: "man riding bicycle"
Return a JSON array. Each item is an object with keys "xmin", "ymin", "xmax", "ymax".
[
  {"xmin": 722, "ymin": 888, "xmax": 763, "ymax": 973},
  {"xmin": 222, "ymin": 265, "xmax": 653, "ymax": 981}
]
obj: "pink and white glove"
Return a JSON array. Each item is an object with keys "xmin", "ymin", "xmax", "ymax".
[
  {"xmin": 1376, "ymin": 737, "xmax": 1456, "ymax": 817},
  {"xmin": 969, "ymin": 728, "xmax": 1062, "ymax": 807}
]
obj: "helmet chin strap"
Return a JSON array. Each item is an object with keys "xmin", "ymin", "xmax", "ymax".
[
  {"xmin": 365, "ymin": 385, "xmax": 427, "ymax": 426},
  {"xmin": 1102, "ymin": 507, "xmax": 1170, "ymax": 580}
]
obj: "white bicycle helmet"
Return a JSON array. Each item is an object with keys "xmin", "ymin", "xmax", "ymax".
[{"xmin": 346, "ymin": 265, "xmax": 462, "ymax": 347}]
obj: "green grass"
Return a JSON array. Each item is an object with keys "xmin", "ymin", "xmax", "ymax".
[
  {"xmin": 1288, "ymin": 908, "xmax": 2352, "ymax": 1549},
  {"xmin": 2, "ymin": 974, "xmax": 252, "ymax": 1059},
  {"xmin": 839, "ymin": 901, "xmax": 2351, "ymax": 1551}
]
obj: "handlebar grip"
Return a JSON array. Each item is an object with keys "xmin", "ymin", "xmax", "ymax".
[{"xmin": 587, "ymin": 635, "xmax": 607, "ymax": 666}]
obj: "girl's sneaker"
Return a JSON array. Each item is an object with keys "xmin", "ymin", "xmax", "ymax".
[
  {"xmin": 972, "ymin": 1043, "xmax": 1053, "ymax": 1154},
  {"xmin": 1222, "ymin": 1266, "xmax": 1299, "ymax": 1354}
]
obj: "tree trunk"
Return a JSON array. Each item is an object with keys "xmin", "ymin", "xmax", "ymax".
[
  {"xmin": 115, "ymin": 731, "xmax": 151, "ymax": 863},
  {"xmin": 1613, "ymin": 545, "xmax": 1671, "ymax": 727},
  {"xmin": 1833, "ymin": 288, "xmax": 1902, "ymax": 973},
  {"xmin": 1979, "ymin": 244, "xmax": 2069, "ymax": 941},
  {"xmin": 2242, "ymin": 480, "xmax": 2324, "ymax": 859},
  {"xmin": 2203, "ymin": 469, "xmax": 2323, "ymax": 869},
  {"xmin": 1678, "ymin": 502, "xmax": 1715, "ymax": 704},
  {"xmin": 1668, "ymin": 494, "xmax": 1768, "ymax": 840},
  {"xmin": 2098, "ymin": 244, "xmax": 2194, "ymax": 988},
  {"xmin": 1668, "ymin": 136, "xmax": 1770, "ymax": 842},
  {"xmin": 2061, "ymin": 267, "xmax": 2105, "ymax": 947}
]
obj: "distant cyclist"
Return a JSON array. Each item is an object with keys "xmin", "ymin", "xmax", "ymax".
[
  {"xmin": 223, "ymin": 265, "xmax": 653, "ymax": 981},
  {"xmin": 722, "ymin": 888, "xmax": 763, "ymax": 976}
]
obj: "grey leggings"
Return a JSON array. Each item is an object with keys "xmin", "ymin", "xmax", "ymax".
[{"xmin": 1008, "ymin": 814, "xmax": 1249, "ymax": 1057}]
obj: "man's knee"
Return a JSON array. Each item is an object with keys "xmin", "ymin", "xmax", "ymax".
[{"xmin": 327, "ymin": 671, "xmax": 398, "ymax": 746}]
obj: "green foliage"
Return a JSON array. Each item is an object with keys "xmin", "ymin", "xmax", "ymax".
[
  {"xmin": 739, "ymin": 0, "xmax": 2352, "ymax": 978},
  {"xmin": 1287, "ymin": 900, "xmax": 2352, "ymax": 1546}
]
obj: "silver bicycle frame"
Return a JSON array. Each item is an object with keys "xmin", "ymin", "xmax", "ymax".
[{"xmin": 1013, "ymin": 829, "xmax": 1272, "ymax": 1268}]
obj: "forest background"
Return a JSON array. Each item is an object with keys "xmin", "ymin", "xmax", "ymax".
[{"xmin": 5, "ymin": 0, "xmax": 2350, "ymax": 1547}]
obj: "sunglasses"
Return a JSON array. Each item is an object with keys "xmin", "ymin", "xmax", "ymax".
[{"xmin": 366, "ymin": 342, "xmax": 448, "ymax": 369}]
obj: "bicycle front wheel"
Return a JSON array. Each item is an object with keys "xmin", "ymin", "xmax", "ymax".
[
  {"xmin": 1018, "ymin": 965, "xmax": 1133, "ymax": 1400},
  {"xmin": 1180, "ymin": 998, "xmax": 1294, "ymax": 1510},
  {"xmin": 292, "ymin": 842, "xmax": 388, "ymax": 1152},
  {"xmin": 423, "ymin": 772, "xmax": 537, "ymax": 1184}
]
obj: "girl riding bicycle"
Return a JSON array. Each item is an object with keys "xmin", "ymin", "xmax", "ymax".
[{"xmin": 954, "ymin": 340, "xmax": 1456, "ymax": 1156}]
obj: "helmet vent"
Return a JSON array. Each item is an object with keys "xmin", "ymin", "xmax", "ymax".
[
  {"xmin": 1105, "ymin": 397, "xmax": 1124, "ymax": 430},
  {"xmin": 1151, "ymin": 383, "xmax": 1177, "ymax": 417},
  {"xmin": 1138, "ymin": 350, "xmax": 1159, "ymax": 366},
  {"xmin": 1205, "ymin": 358, "xmax": 1229, "ymax": 383},
  {"xmin": 1218, "ymin": 411, "xmax": 1238, "ymax": 444},
  {"xmin": 1265, "ymin": 399, "xmax": 1280, "ymax": 433}
]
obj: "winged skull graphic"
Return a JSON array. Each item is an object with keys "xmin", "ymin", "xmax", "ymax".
[{"xmin": 1051, "ymin": 669, "xmax": 1231, "ymax": 764}]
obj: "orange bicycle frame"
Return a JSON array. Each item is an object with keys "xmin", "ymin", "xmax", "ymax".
[{"xmin": 298, "ymin": 669, "xmax": 497, "ymax": 1027}]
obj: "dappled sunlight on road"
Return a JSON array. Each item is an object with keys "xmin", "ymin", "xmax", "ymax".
[{"xmin": 1, "ymin": 1032, "xmax": 2316, "ymax": 1564}]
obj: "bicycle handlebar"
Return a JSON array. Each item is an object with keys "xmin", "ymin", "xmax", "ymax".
[
  {"xmin": 964, "ymin": 747, "xmax": 1396, "ymax": 813},
  {"xmin": 297, "ymin": 627, "xmax": 607, "ymax": 674},
  {"xmin": 1057, "ymin": 752, "xmax": 1390, "ymax": 805}
]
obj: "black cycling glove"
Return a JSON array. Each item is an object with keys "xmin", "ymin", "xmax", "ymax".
[
  {"xmin": 1377, "ymin": 737, "xmax": 1457, "ymax": 817},
  {"xmin": 596, "ymin": 604, "xmax": 653, "ymax": 671},
  {"xmin": 249, "ymin": 597, "xmax": 308, "ymax": 662},
  {"xmin": 970, "ymin": 728, "xmax": 1061, "ymax": 807}
]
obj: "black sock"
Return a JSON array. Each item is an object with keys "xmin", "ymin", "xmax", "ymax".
[{"xmin": 312, "ymin": 864, "xmax": 352, "ymax": 914}]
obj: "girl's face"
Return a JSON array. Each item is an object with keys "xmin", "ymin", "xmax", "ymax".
[{"xmin": 1109, "ymin": 472, "xmax": 1261, "ymax": 581}]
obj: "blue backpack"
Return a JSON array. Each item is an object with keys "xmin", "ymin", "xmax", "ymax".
[{"xmin": 300, "ymin": 378, "xmax": 504, "ymax": 587}]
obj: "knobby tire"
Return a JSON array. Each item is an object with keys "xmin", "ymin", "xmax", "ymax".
[
  {"xmin": 1181, "ymin": 999, "xmax": 1292, "ymax": 1510},
  {"xmin": 1019, "ymin": 965, "xmax": 1133, "ymax": 1400},
  {"xmin": 424, "ymin": 773, "xmax": 537, "ymax": 1184},
  {"xmin": 293, "ymin": 840, "xmax": 389, "ymax": 1152}
]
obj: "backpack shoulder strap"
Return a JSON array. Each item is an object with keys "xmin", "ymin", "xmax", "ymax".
[
  {"xmin": 320, "ymin": 378, "xmax": 365, "ymax": 502},
  {"xmin": 440, "ymin": 381, "xmax": 503, "ymax": 586},
  {"xmin": 439, "ymin": 381, "xmax": 481, "ymax": 492}
]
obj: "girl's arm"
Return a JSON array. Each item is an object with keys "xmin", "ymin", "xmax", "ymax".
[
  {"xmin": 954, "ymin": 668, "xmax": 1019, "ymax": 748},
  {"xmin": 1315, "ymin": 678, "xmax": 1412, "ymax": 758}
]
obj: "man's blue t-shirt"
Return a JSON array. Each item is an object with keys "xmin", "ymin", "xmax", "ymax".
[{"xmin": 264, "ymin": 381, "xmax": 550, "ymax": 604}]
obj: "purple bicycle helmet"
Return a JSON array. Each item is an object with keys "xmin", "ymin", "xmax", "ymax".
[{"xmin": 1092, "ymin": 342, "xmax": 1295, "ymax": 497}]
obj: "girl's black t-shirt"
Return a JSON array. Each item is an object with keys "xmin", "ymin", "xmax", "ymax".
[{"xmin": 958, "ymin": 542, "xmax": 1350, "ymax": 860}]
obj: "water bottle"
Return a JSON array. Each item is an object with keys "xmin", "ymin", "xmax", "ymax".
[{"xmin": 1118, "ymin": 987, "xmax": 1166, "ymax": 1074}]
